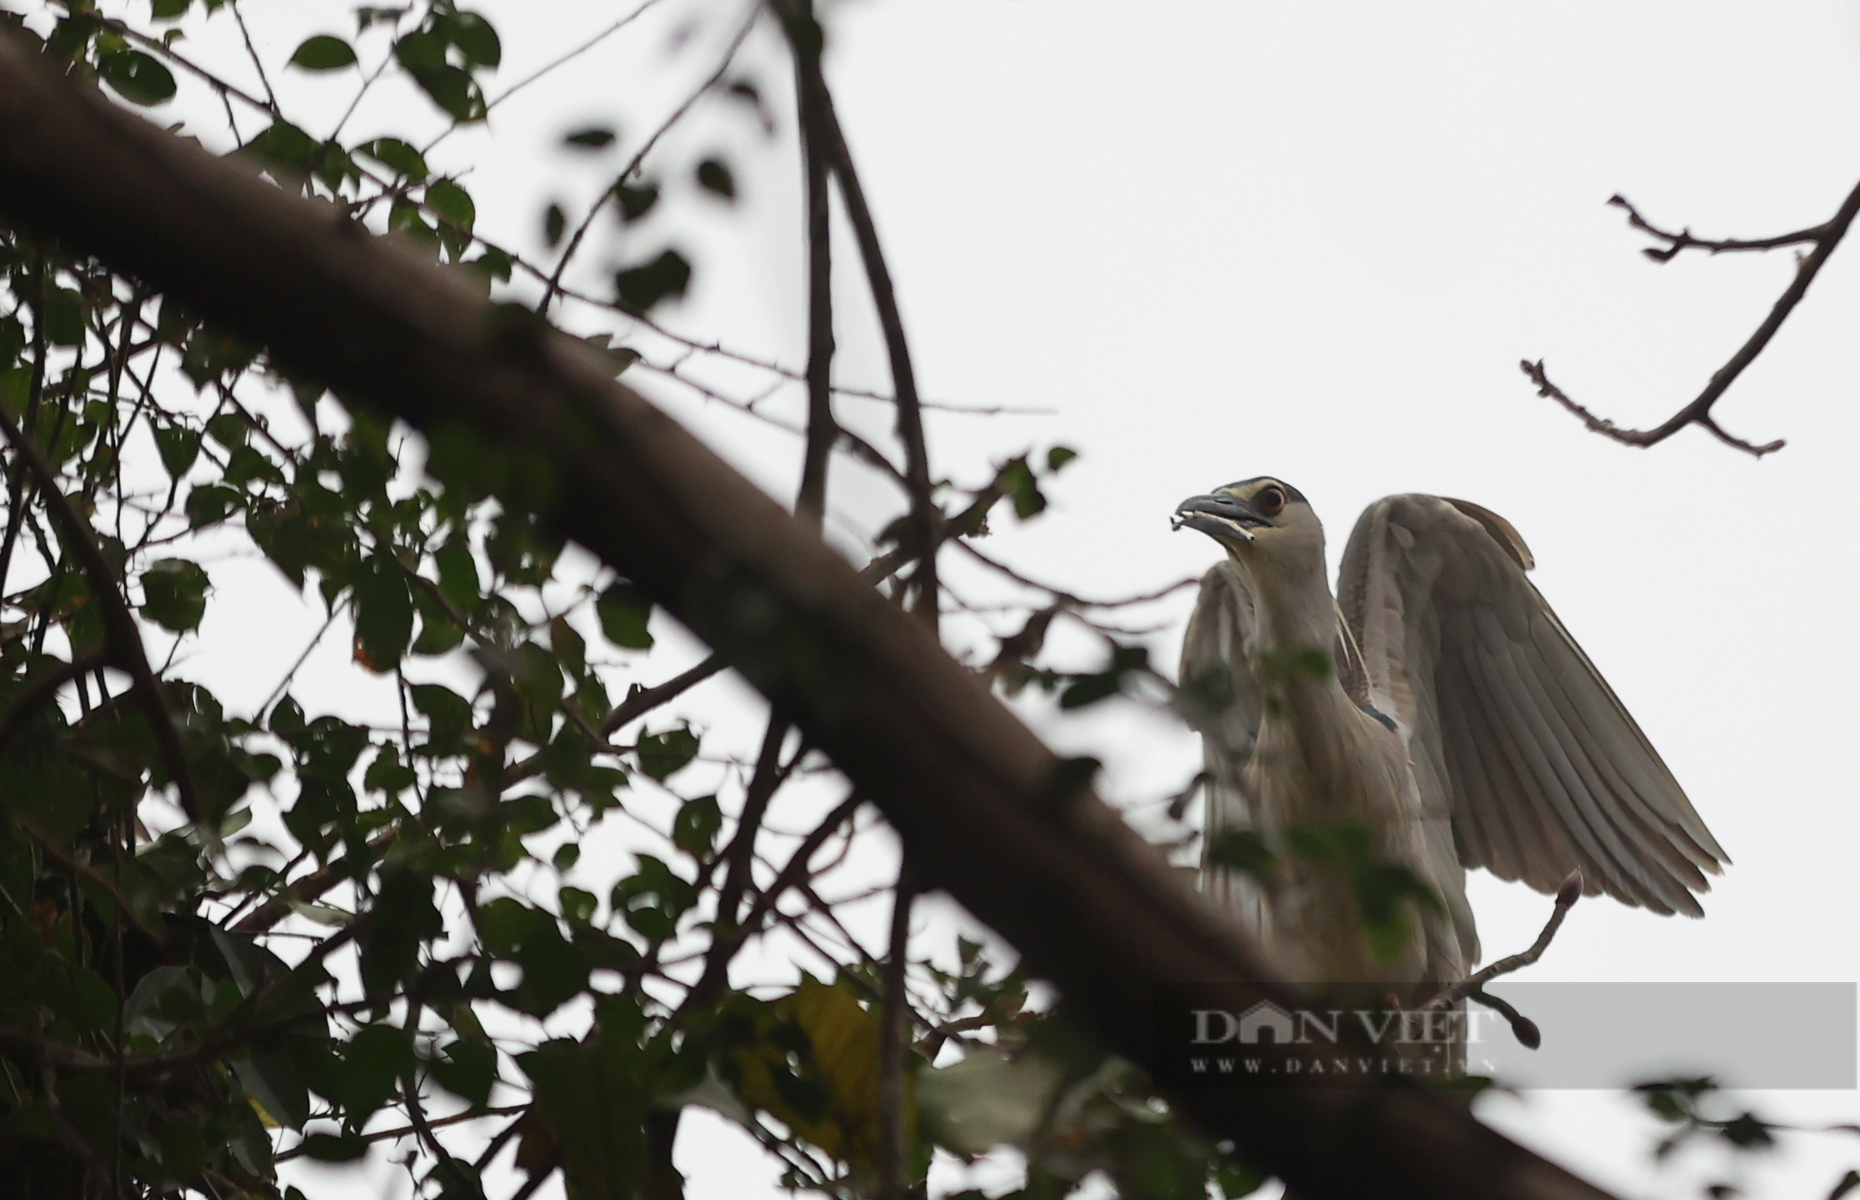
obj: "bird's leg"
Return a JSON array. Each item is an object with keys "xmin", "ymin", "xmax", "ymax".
[{"xmin": 1417, "ymin": 871, "xmax": 1583, "ymax": 1047}]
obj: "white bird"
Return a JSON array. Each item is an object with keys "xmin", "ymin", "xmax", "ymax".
[{"xmin": 1173, "ymin": 478, "xmax": 1727, "ymax": 995}]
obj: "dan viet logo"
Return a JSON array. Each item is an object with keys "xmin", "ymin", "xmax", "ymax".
[
  {"xmin": 1157, "ymin": 997, "xmax": 1501, "ymax": 1084},
  {"xmin": 1191, "ymin": 1000, "xmax": 1485, "ymax": 1048}
]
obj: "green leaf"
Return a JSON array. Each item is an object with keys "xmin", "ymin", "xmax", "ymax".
[
  {"xmin": 432, "ymin": 1040, "xmax": 497, "ymax": 1108},
  {"xmin": 140, "ymin": 558, "xmax": 210, "ymax": 632},
  {"xmin": 544, "ymin": 203, "xmax": 567, "ymax": 247},
  {"xmin": 613, "ymin": 248, "xmax": 691, "ymax": 314},
  {"xmin": 426, "ymin": 179, "xmax": 476, "ymax": 232},
  {"xmin": 564, "ymin": 127, "xmax": 615, "ymax": 149},
  {"xmin": 411, "ymin": 684, "xmax": 474, "ymax": 755},
  {"xmin": 185, "ymin": 484, "xmax": 242, "ymax": 529},
  {"xmin": 360, "ymin": 869, "xmax": 440, "ymax": 994},
  {"xmin": 559, "ymin": 886, "xmax": 597, "ymax": 925},
  {"xmin": 42, "ymin": 288, "xmax": 86, "ymax": 346},
  {"xmin": 363, "ymin": 744, "xmax": 416, "ymax": 795},
  {"xmin": 434, "ymin": 539, "xmax": 481, "ymax": 613},
  {"xmin": 1207, "ymin": 830, "xmax": 1278, "ymax": 879},
  {"xmin": 358, "ymin": 137, "xmax": 429, "ymax": 181},
  {"xmin": 298, "ymin": 1132, "xmax": 368, "ymax": 1162},
  {"xmin": 243, "ymin": 122, "xmax": 321, "ymax": 175},
  {"xmin": 99, "ymin": 50, "xmax": 177, "ymax": 106},
  {"xmin": 289, "ymin": 35, "xmax": 357, "ymax": 71},
  {"xmin": 448, "ymin": 11, "xmax": 502, "ymax": 68},
  {"xmin": 332, "ymin": 1023, "xmax": 416, "ymax": 1121},
  {"xmin": 407, "ymin": 62, "xmax": 485, "ymax": 122},
  {"xmin": 635, "ymin": 727, "xmax": 698, "ymax": 782},
  {"xmin": 151, "ymin": 0, "xmax": 193, "ymax": 18},
  {"xmin": 1058, "ymin": 672, "xmax": 1120, "ymax": 709},
  {"xmin": 351, "ymin": 554, "xmax": 413, "ymax": 673},
  {"xmin": 477, "ymin": 897, "xmax": 587, "ymax": 1015},
  {"xmin": 694, "ymin": 157, "xmax": 736, "ymax": 201},
  {"xmin": 999, "ymin": 456, "xmax": 1047, "ymax": 520},
  {"xmin": 550, "ymin": 616, "xmax": 587, "ymax": 680},
  {"xmin": 153, "ymin": 425, "xmax": 201, "ymax": 477},
  {"xmin": 614, "ymin": 180, "xmax": 660, "ymax": 224},
  {"xmin": 672, "ymin": 794, "xmax": 721, "ymax": 857},
  {"xmin": 597, "ymin": 582, "xmax": 653, "ymax": 649},
  {"xmin": 1046, "ymin": 445, "xmax": 1078, "ymax": 472},
  {"xmin": 410, "ymin": 584, "xmax": 466, "ymax": 655},
  {"xmin": 520, "ymin": 1037, "xmax": 648, "ymax": 1200}
]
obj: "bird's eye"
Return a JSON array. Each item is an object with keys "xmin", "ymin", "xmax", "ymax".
[{"xmin": 1256, "ymin": 486, "xmax": 1286, "ymax": 518}]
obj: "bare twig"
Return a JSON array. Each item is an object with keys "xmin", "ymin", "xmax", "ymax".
[
  {"xmin": 771, "ymin": 1, "xmax": 938, "ymax": 626},
  {"xmin": 228, "ymin": 0, "xmax": 282, "ymax": 116},
  {"xmin": 1524, "ymin": 175, "xmax": 1860, "ymax": 458},
  {"xmin": 878, "ymin": 859, "xmax": 915, "ymax": 1200},
  {"xmin": 793, "ymin": 0, "xmax": 836, "ymax": 530},
  {"xmin": 540, "ymin": 5, "xmax": 759, "ymax": 311},
  {"xmin": 599, "ymin": 652, "xmax": 726, "ymax": 736},
  {"xmin": 1608, "ymin": 193, "xmax": 1828, "ymax": 262},
  {"xmin": 431, "ymin": 0, "xmax": 670, "ymax": 151}
]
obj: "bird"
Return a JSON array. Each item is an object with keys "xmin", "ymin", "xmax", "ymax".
[{"xmin": 1172, "ymin": 478, "xmax": 1727, "ymax": 997}]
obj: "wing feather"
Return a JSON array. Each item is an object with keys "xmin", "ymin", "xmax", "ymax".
[
  {"xmin": 1179, "ymin": 562, "xmax": 1267, "ymax": 927},
  {"xmin": 1338, "ymin": 494, "xmax": 1727, "ymax": 917}
]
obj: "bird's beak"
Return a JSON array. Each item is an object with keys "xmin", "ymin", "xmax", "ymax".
[{"xmin": 1172, "ymin": 492, "xmax": 1266, "ymax": 544}]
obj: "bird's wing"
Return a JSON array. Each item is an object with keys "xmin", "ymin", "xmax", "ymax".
[
  {"xmin": 1180, "ymin": 560, "xmax": 1378, "ymax": 926},
  {"xmin": 1337, "ymin": 494, "xmax": 1728, "ymax": 916},
  {"xmin": 1179, "ymin": 561, "xmax": 1267, "ymax": 925}
]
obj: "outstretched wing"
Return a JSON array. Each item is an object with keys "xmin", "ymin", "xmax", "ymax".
[
  {"xmin": 1179, "ymin": 561, "xmax": 1268, "ymax": 925},
  {"xmin": 1337, "ymin": 494, "xmax": 1728, "ymax": 916},
  {"xmin": 1179, "ymin": 560, "xmax": 1376, "ymax": 925}
]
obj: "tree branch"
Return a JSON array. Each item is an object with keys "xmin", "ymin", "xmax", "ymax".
[
  {"xmin": 0, "ymin": 393, "xmax": 200, "ymax": 821},
  {"xmin": 772, "ymin": 2, "xmax": 939, "ymax": 626},
  {"xmin": 0, "ymin": 41, "xmax": 1626, "ymax": 1200},
  {"xmin": 878, "ymin": 858, "xmax": 915, "ymax": 1200},
  {"xmin": 0, "ymin": 652, "xmax": 108, "ymax": 755},
  {"xmin": 1523, "ymin": 175, "xmax": 1860, "ymax": 458},
  {"xmin": 792, "ymin": 0, "xmax": 836, "ymax": 531}
]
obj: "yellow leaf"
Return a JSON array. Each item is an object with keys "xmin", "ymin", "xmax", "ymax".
[{"xmin": 731, "ymin": 978, "xmax": 915, "ymax": 1172}]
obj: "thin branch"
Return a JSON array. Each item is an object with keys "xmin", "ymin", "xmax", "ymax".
[
  {"xmin": 489, "ymin": 0, "xmax": 667, "ymax": 117},
  {"xmin": 1608, "ymin": 193, "xmax": 1829, "ymax": 262},
  {"xmin": 620, "ymin": 312, "xmax": 1053, "ymax": 414},
  {"xmin": 773, "ymin": 5, "xmax": 939, "ymax": 626},
  {"xmin": 793, "ymin": 0, "xmax": 836, "ymax": 530},
  {"xmin": 540, "ymin": 6, "xmax": 759, "ymax": 311},
  {"xmin": 0, "ymin": 652, "xmax": 108, "ymax": 755},
  {"xmin": 1523, "ymin": 175, "xmax": 1860, "ymax": 458},
  {"xmin": 878, "ymin": 859, "xmax": 915, "ymax": 1200},
  {"xmin": 715, "ymin": 791, "xmax": 862, "ymax": 967},
  {"xmin": 0, "ymin": 399, "xmax": 201, "ymax": 821},
  {"xmin": 257, "ymin": 597, "xmax": 346, "ymax": 718},
  {"xmin": 600, "ymin": 652, "xmax": 726, "ymax": 736},
  {"xmin": 957, "ymin": 538, "xmax": 1201, "ymax": 610},
  {"xmin": 232, "ymin": 826, "xmax": 397, "ymax": 934},
  {"xmin": 228, "ymin": 1, "xmax": 283, "ymax": 116}
]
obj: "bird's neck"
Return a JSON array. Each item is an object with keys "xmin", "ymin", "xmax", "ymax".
[{"xmin": 1240, "ymin": 551, "xmax": 1339, "ymax": 656}]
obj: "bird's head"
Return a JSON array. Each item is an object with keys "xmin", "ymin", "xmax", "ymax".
[{"xmin": 1171, "ymin": 477, "xmax": 1323, "ymax": 566}]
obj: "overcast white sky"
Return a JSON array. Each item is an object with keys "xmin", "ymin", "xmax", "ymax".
[{"xmin": 75, "ymin": 0, "xmax": 1860, "ymax": 1197}]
